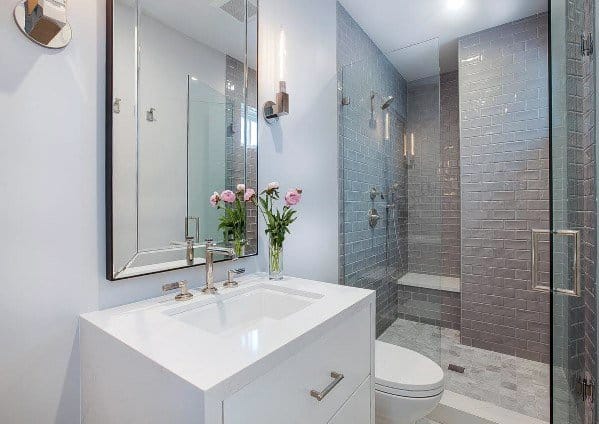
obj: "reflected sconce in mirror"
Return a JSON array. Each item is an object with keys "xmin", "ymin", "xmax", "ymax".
[
  {"xmin": 113, "ymin": 98, "xmax": 121, "ymax": 114},
  {"xmin": 403, "ymin": 129, "xmax": 415, "ymax": 169},
  {"xmin": 146, "ymin": 108, "xmax": 157, "ymax": 122},
  {"xmin": 264, "ymin": 27, "xmax": 289, "ymax": 124},
  {"xmin": 14, "ymin": 0, "xmax": 72, "ymax": 49}
]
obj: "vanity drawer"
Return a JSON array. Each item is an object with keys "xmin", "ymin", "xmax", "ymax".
[
  {"xmin": 223, "ymin": 304, "xmax": 372, "ymax": 424},
  {"xmin": 328, "ymin": 376, "xmax": 372, "ymax": 424}
]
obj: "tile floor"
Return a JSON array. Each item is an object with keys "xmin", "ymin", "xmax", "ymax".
[{"xmin": 379, "ymin": 318, "xmax": 550, "ymax": 422}]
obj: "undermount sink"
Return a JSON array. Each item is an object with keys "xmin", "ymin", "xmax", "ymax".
[{"xmin": 164, "ymin": 284, "xmax": 323, "ymax": 335}]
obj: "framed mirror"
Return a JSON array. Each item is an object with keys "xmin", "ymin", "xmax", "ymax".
[{"xmin": 106, "ymin": 0, "xmax": 258, "ymax": 280}]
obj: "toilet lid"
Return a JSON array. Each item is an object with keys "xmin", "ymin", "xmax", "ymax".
[{"xmin": 375, "ymin": 341, "xmax": 445, "ymax": 396}]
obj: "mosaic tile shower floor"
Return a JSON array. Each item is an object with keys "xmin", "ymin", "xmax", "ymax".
[{"xmin": 379, "ymin": 318, "xmax": 550, "ymax": 422}]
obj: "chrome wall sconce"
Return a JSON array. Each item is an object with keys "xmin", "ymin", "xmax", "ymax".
[
  {"xmin": 14, "ymin": 0, "xmax": 72, "ymax": 49},
  {"xmin": 263, "ymin": 81, "xmax": 289, "ymax": 124},
  {"xmin": 264, "ymin": 27, "xmax": 289, "ymax": 125}
]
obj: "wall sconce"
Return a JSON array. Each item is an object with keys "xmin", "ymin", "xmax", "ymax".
[
  {"xmin": 264, "ymin": 27, "xmax": 289, "ymax": 124},
  {"xmin": 263, "ymin": 81, "xmax": 289, "ymax": 124},
  {"xmin": 14, "ymin": 0, "xmax": 72, "ymax": 49},
  {"xmin": 403, "ymin": 129, "xmax": 415, "ymax": 168}
]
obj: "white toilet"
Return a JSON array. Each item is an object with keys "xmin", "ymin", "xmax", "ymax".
[{"xmin": 375, "ymin": 341, "xmax": 445, "ymax": 424}]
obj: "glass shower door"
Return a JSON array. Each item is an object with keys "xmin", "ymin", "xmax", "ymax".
[
  {"xmin": 339, "ymin": 39, "xmax": 442, "ymax": 368},
  {"xmin": 549, "ymin": 1, "xmax": 597, "ymax": 423}
]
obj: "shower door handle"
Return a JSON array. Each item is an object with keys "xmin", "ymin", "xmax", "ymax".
[{"xmin": 531, "ymin": 229, "xmax": 581, "ymax": 297}]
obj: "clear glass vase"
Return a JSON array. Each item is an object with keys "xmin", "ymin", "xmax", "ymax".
[
  {"xmin": 233, "ymin": 239, "xmax": 246, "ymax": 257},
  {"xmin": 269, "ymin": 241, "xmax": 284, "ymax": 280}
]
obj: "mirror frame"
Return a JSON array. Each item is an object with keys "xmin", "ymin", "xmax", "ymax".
[{"xmin": 105, "ymin": 0, "xmax": 259, "ymax": 280}]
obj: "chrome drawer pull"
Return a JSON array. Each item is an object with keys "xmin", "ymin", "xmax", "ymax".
[{"xmin": 310, "ymin": 372, "xmax": 344, "ymax": 401}]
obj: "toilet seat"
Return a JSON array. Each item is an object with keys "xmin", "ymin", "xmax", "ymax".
[{"xmin": 375, "ymin": 341, "xmax": 445, "ymax": 398}]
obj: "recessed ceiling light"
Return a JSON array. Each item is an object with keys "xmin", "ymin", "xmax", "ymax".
[{"xmin": 447, "ymin": 0, "xmax": 465, "ymax": 10}]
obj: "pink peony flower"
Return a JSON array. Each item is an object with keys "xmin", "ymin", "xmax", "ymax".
[
  {"xmin": 285, "ymin": 189, "xmax": 302, "ymax": 206},
  {"xmin": 221, "ymin": 190, "xmax": 236, "ymax": 203},
  {"xmin": 209, "ymin": 191, "xmax": 220, "ymax": 207},
  {"xmin": 244, "ymin": 188, "xmax": 256, "ymax": 202}
]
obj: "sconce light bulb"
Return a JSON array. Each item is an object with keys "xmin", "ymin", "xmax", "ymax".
[
  {"xmin": 279, "ymin": 27, "xmax": 287, "ymax": 82},
  {"xmin": 384, "ymin": 112, "xmax": 390, "ymax": 141}
]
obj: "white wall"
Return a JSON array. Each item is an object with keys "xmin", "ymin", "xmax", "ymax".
[
  {"xmin": 136, "ymin": 10, "xmax": 227, "ymax": 251},
  {"xmin": 258, "ymin": 0, "xmax": 339, "ymax": 284},
  {"xmin": 0, "ymin": 0, "xmax": 337, "ymax": 423}
]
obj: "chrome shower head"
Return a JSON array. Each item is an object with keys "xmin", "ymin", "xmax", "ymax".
[{"xmin": 381, "ymin": 96, "xmax": 395, "ymax": 110}]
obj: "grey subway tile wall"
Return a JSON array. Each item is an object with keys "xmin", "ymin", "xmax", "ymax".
[
  {"xmin": 440, "ymin": 71, "xmax": 462, "ymax": 278},
  {"xmin": 407, "ymin": 76, "xmax": 443, "ymax": 276},
  {"xmin": 458, "ymin": 14, "xmax": 551, "ymax": 362},
  {"xmin": 406, "ymin": 73, "xmax": 461, "ymax": 279},
  {"xmin": 397, "ymin": 285, "xmax": 461, "ymax": 330},
  {"xmin": 337, "ymin": 2, "xmax": 408, "ymax": 335}
]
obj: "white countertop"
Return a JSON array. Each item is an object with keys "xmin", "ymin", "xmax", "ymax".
[{"xmin": 80, "ymin": 274, "xmax": 374, "ymax": 399}]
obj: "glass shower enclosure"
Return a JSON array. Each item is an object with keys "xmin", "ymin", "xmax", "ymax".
[
  {"xmin": 339, "ymin": 2, "xmax": 598, "ymax": 422},
  {"xmin": 550, "ymin": 1, "xmax": 597, "ymax": 423},
  {"xmin": 339, "ymin": 39, "xmax": 443, "ymax": 365}
]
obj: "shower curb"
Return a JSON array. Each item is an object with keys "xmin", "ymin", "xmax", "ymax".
[{"xmin": 428, "ymin": 390, "xmax": 548, "ymax": 424}]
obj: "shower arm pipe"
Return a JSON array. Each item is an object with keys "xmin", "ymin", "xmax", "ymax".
[{"xmin": 370, "ymin": 93, "xmax": 376, "ymax": 120}]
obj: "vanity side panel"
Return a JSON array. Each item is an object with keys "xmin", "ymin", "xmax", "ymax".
[
  {"xmin": 370, "ymin": 300, "xmax": 376, "ymax": 423},
  {"xmin": 80, "ymin": 319, "xmax": 209, "ymax": 424}
]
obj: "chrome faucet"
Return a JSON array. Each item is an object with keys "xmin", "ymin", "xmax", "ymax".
[
  {"xmin": 224, "ymin": 268, "xmax": 245, "ymax": 288},
  {"xmin": 202, "ymin": 239, "xmax": 237, "ymax": 294},
  {"xmin": 162, "ymin": 280, "xmax": 193, "ymax": 301},
  {"xmin": 169, "ymin": 236, "xmax": 196, "ymax": 264}
]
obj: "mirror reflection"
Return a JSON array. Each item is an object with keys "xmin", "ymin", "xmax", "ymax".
[{"xmin": 109, "ymin": 0, "xmax": 258, "ymax": 279}]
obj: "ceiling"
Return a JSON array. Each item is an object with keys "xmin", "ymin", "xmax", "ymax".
[
  {"xmin": 339, "ymin": 0, "xmax": 548, "ymax": 81},
  {"xmin": 118, "ymin": 0, "xmax": 257, "ymax": 68}
]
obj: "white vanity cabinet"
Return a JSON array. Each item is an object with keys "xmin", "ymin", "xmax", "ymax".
[{"xmin": 81, "ymin": 275, "xmax": 375, "ymax": 424}]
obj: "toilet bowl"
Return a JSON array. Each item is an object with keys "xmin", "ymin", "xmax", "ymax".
[{"xmin": 375, "ymin": 341, "xmax": 445, "ymax": 424}]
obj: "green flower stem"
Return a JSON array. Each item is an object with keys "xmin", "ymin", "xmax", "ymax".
[
  {"xmin": 269, "ymin": 242, "xmax": 283, "ymax": 274},
  {"xmin": 233, "ymin": 239, "xmax": 245, "ymax": 257}
]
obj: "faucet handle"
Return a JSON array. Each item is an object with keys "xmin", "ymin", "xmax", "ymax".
[
  {"xmin": 162, "ymin": 280, "xmax": 193, "ymax": 301},
  {"xmin": 224, "ymin": 268, "xmax": 245, "ymax": 288}
]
